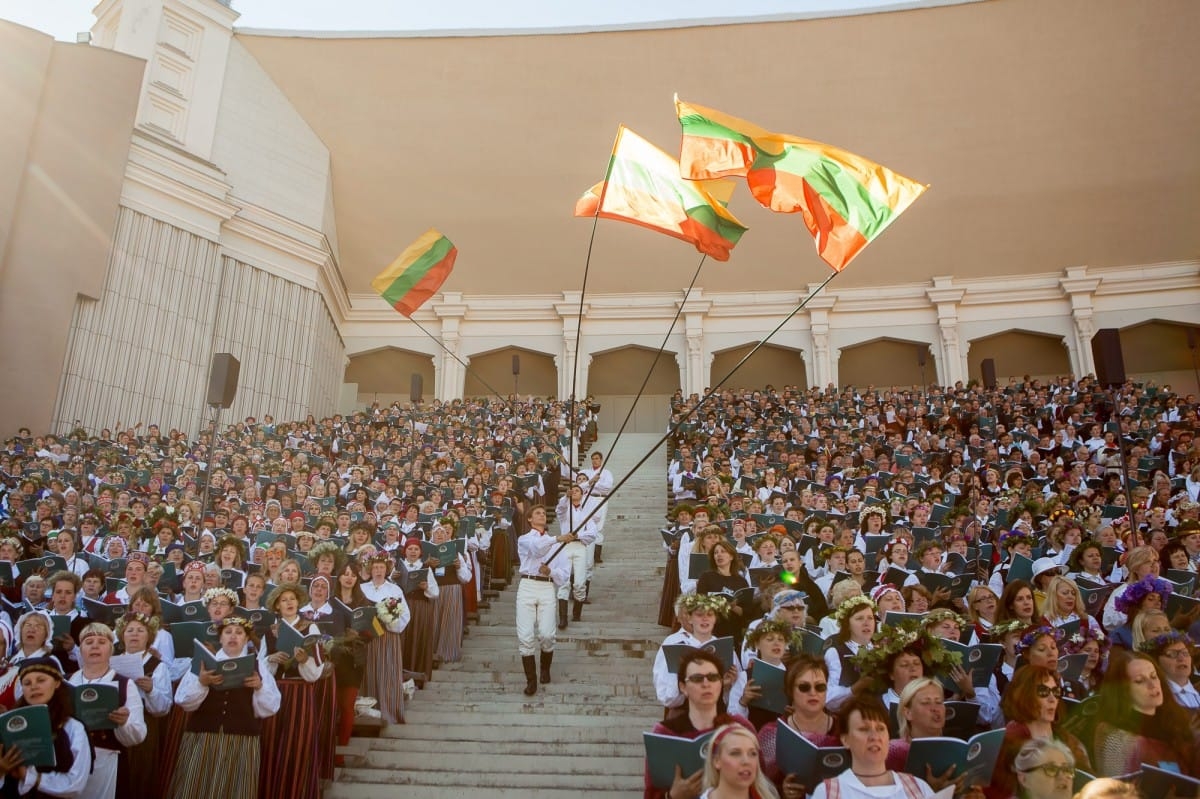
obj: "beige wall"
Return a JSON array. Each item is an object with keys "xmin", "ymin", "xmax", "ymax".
[
  {"xmin": 346, "ymin": 348, "xmax": 435, "ymax": 404},
  {"xmin": 839, "ymin": 339, "xmax": 936, "ymax": 388},
  {"xmin": 464, "ymin": 347, "xmax": 557, "ymax": 398},
  {"xmin": 710, "ymin": 344, "xmax": 807, "ymax": 391},
  {"xmin": 588, "ymin": 347, "xmax": 681, "ymax": 395},
  {"xmin": 0, "ymin": 23, "xmax": 144, "ymax": 437},
  {"xmin": 966, "ymin": 331, "xmax": 1071, "ymax": 385}
]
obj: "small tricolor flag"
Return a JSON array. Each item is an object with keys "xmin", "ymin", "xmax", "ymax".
[
  {"xmin": 675, "ymin": 96, "xmax": 927, "ymax": 272},
  {"xmin": 371, "ymin": 229, "xmax": 457, "ymax": 317},
  {"xmin": 575, "ymin": 125, "xmax": 747, "ymax": 262}
]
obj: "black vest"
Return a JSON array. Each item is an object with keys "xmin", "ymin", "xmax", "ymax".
[
  {"xmin": 186, "ymin": 683, "xmax": 262, "ymax": 736},
  {"xmin": 834, "ymin": 641, "xmax": 862, "ymax": 688}
]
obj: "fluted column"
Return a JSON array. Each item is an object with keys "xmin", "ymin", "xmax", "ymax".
[{"xmin": 1060, "ymin": 267, "xmax": 1101, "ymax": 378}]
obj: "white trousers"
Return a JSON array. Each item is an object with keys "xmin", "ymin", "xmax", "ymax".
[
  {"xmin": 556, "ymin": 542, "xmax": 588, "ymax": 601},
  {"xmin": 516, "ymin": 577, "xmax": 557, "ymax": 656}
]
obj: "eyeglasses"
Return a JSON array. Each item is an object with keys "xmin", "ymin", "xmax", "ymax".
[
  {"xmin": 684, "ymin": 673, "xmax": 723, "ymax": 684},
  {"xmin": 1035, "ymin": 685, "xmax": 1063, "ymax": 698},
  {"xmin": 794, "ymin": 682, "xmax": 827, "ymax": 693},
  {"xmin": 1162, "ymin": 648, "xmax": 1192, "ymax": 660},
  {"xmin": 1021, "ymin": 764, "xmax": 1074, "ymax": 779}
]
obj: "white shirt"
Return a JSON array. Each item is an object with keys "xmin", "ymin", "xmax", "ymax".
[
  {"xmin": 1170, "ymin": 678, "xmax": 1200, "ymax": 710},
  {"xmin": 811, "ymin": 770, "xmax": 936, "ymax": 799},
  {"xmin": 174, "ymin": 644, "xmax": 281, "ymax": 718},
  {"xmin": 516, "ymin": 528, "xmax": 571, "ymax": 585}
]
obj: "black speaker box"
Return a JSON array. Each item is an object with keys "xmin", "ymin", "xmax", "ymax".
[
  {"xmin": 1091, "ymin": 329, "xmax": 1126, "ymax": 387},
  {"xmin": 410, "ymin": 373, "xmax": 424, "ymax": 403},
  {"xmin": 981, "ymin": 358, "xmax": 997, "ymax": 390},
  {"xmin": 206, "ymin": 354, "xmax": 240, "ymax": 408}
]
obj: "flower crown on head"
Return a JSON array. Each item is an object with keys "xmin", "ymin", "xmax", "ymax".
[
  {"xmin": 745, "ymin": 618, "xmax": 799, "ymax": 650},
  {"xmin": 833, "ymin": 594, "xmax": 877, "ymax": 625},
  {"xmin": 678, "ymin": 592, "xmax": 731, "ymax": 617},
  {"xmin": 1138, "ymin": 630, "xmax": 1193, "ymax": 658},
  {"xmin": 998, "ymin": 528, "xmax": 1036, "ymax": 549},
  {"xmin": 924, "ymin": 608, "xmax": 966, "ymax": 630},
  {"xmin": 1114, "ymin": 576, "xmax": 1173, "ymax": 615},
  {"xmin": 1063, "ymin": 625, "xmax": 1107, "ymax": 654},
  {"xmin": 1016, "ymin": 625, "xmax": 1064, "ymax": 658},
  {"xmin": 1048, "ymin": 508, "xmax": 1076, "ymax": 524},
  {"xmin": 849, "ymin": 619, "xmax": 962, "ymax": 692},
  {"xmin": 989, "ymin": 619, "xmax": 1028, "ymax": 641},
  {"xmin": 202, "ymin": 586, "xmax": 240, "ymax": 606}
]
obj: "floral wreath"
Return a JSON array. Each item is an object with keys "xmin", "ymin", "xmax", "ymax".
[
  {"xmin": 1015, "ymin": 625, "xmax": 1064, "ymax": 659},
  {"xmin": 1048, "ymin": 508, "xmax": 1076, "ymax": 525},
  {"xmin": 1063, "ymin": 625, "xmax": 1108, "ymax": 655},
  {"xmin": 833, "ymin": 594, "xmax": 878, "ymax": 625},
  {"xmin": 1114, "ymin": 576, "xmax": 1173, "ymax": 615},
  {"xmin": 997, "ymin": 528, "xmax": 1036, "ymax": 549},
  {"xmin": 202, "ymin": 586, "xmax": 240, "ymax": 607},
  {"xmin": 678, "ymin": 592, "xmax": 731, "ymax": 618},
  {"xmin": 923, "ymin": 608, "xmax": 967, "ymax": 630},
  {"xmin": 989, "ymin": 619, "xmax": 1028, "ymax": 641},
  {"xmin": 860, "ymin": 506, "xmax": 888, "ymax": 524},
  {"xmin": 745, "ymin": 619, "xmax": 799, "ymax": 650},
  {"xmin": 215, "ymin": 616, "xmax": 256, "ymax": 637},
  {"xmin": 849, "ymin": 620, "xmax": 962, "ymax": 692},
  {"xmin": 1138, "ymin": 630, "xmax": 1193, "ymax": 658}
]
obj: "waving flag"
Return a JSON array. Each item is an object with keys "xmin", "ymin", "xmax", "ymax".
[
  {"xmin": 575, "ymin": 125, "xmax": 747, "ymax": 262},
  {"xmin": 371, "ymin": 229, "xmax": 457, "ymax": 317},
  {"xmin": 675, "ymin": 96, "xmax": 927, "ymax": 271}
]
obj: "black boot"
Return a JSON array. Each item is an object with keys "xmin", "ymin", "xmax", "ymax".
[
  {"xmin": 522, "ymin": 655, "xmax": 538, "ymax": 696},
  {"xmin": 583, "ymin": 580, "xmax": 592, "ymax": 604},
  {"xmin": 557, "ymin": 599, "xmax": 569, "ymax": 630},
  {"xmin": 595, "ymin": 545, "xmax": 603, "ymax": 563},
  {"xmin": 571, "ymin": 598, "xmax": 583, "ymax": 621},
  {"xmin": 539, "ymin": 650, "xmax": 553, "ymax": 684}
]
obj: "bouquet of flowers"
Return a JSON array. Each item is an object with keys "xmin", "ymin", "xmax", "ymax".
[{"xmin": 377, "ymin": 596, "xmax": 405, "ymax": 626}]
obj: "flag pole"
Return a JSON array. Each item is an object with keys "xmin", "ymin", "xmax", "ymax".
[{"xmin": 541, "ymin": 269, "xmax": 842, "ymax": 561}]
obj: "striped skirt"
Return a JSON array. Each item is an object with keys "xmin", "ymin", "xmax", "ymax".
[
  {"xmin": 490, "ymin": 529, "xmax": 511, "ymax": 584},
  {"xmin": 402, "ymin": 593, "xmax": 436, "ymax": 683},
  {"xmin": 259, "ymin": 676, "xmax": 337, "ymax": 799},
  {"xmin": 168, "ymin": 732, "xmax": 259, "ymax": 799},
  {"xmin": 658, "ymin": 553, "xmax": 682, "ymax": 628},
  {"xmin": 362, "ymin": 630, "xmax": 405, "ymax": 724},
  {"xmin": 434, "ymin": 584, "xmax": 465, "ymax": 663},
  {"xmin": 157, "ymin": 701, "xmax": 189, "ymax": 796}
]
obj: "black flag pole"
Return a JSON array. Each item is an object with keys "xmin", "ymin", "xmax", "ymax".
[{"xmin": 539, "ymin": 268, "xmax": 842, "ymax": 565}]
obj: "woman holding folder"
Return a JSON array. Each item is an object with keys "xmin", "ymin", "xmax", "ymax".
[
  {"xmin": 0, "ymin": 657, "xmax": 92, "ymax": 797},
  {"xmin": 359, "ymin": 549, "xmax": 410, "ymax": 724},
  {"xmin": 169, "ymin": 616, "xmax": 280, "ymax": 799},
  {"xmin": 397, "ymin": 537, "xmax": 438, "ymax": 687},
  {"xmin": 114, "ymin": 612, "xmax": 171, "ymax": 799},
  {"xmin": 67, "ymin": 622, "xmax": 147, "ymax": 799}
]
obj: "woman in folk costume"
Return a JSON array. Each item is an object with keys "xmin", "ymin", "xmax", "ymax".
[
  {"xmin": 429, "ymin": 522, "xmax": 471, "ymax": 665},
  {"xmin": 168, "ymin": 616, "xmax": 280, "ymax": 799},
  {"xmin": 359, "ymin": 549, "xmax": 411, "ymax": 724},
  {"xmin": 67, "ymin": 622, "xmax": 147, "ymax": 799},
  {"xmin": 114, "ymin": 612, "xmax": 171, "ymax": 799},
  {"xmin": 328, "ymin": 557, "xmax": 370, "ymax": 758},
  {"xmin": 261, "ymin": 582, "xmax": 333, "ymax": 799},
  {"xmin": 397, "ymin": 537, "xmax": 438, "ymax": 686},
  {"xmin": 0, "ymin": 657, "xmax": 92, "ymax": 797}
]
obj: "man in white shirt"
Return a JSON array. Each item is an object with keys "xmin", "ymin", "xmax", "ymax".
[
  {"xmin": 554, "ymin": 485, "xmax": 599, "ymax": 629},
  {"xmin": 580, "ymin": 451, "xmax": 614, "ymax": 565}
]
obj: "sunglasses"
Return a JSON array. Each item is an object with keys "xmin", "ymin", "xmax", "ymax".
[
  {"xmin": 1035, "ymin": 685, "xmax": 1063, "ymax": 698},
  {"xmin": 1022, "ymin": 764, "xmax": 1073, "ymax": 779},
  {"xmin": 794, "ymin": 682, "xmax": 827, "ymax": 693},
  {"xmin": 684, "ymin": 673, "xmax": 723, "ymax": 684}
]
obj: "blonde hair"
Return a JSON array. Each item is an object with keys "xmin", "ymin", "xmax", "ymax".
[
  {"xmin": 1043, "ymin": 576, "xmax": 1085, "ymax": 621},
  {"xmin": 702, "ymin": 724, "xmax": 780, "ymax": 799},
  {"xmin": 897, "ymin": 677, "xmax": 943, "ymax": 740},
  {"xmin": 1132, "ymin": 609, "xmax": 1170, "ymax": 649}
]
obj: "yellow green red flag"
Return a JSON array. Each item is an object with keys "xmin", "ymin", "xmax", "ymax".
[
  {"xmin": 674, "ymin": 96, "xmax": 927, "ymax": 272},
  {"xmin": 574, "ymin": 125, "xmax": 747, "ymax": 262},
  {"xmin": 371, "ymin": 229, "xmax": 457, "ymax": 317}
]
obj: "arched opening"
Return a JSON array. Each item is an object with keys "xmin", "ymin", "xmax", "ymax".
[
  {"xmin": 966, "ymin": 330, "xmax": 1069, "ymax": 386},
  {"xmin": 344, "ymin": 347, "xmax": 434, "ymax": 407},
  {"xmin": 464, "ymin": 346, "xmax": 557, "ymax": 398},
  {"xmin": 588, "ymin": 345, "xmax": 681, "ymax": 433},
  {"xmin": 838, "ymin": 338, "xmax": 936, "ymax": 389},
  {"xmin": 710, "ymin": 343, "xmax": 808, "ymax": 390},
  {"xmin": 1119, "ymin": 320, "xmax": 1200, "ymax": 394}
]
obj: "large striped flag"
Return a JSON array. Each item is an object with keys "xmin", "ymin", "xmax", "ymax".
[
  {"xmin": 371, "ymin": 229, "xmax": 457, "ymax": 317},
  {"xmin": 574, "ymin": 125, "xmax": 747, "ymax": 262},
  {"xmin": 675, "ymin": 96, "xmax": 927, "ymax": 272}
]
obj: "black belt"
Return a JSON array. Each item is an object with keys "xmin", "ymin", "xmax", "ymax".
[{"xmin": 523, "ymin": 575, "xmax": 552, "ymax": 582}]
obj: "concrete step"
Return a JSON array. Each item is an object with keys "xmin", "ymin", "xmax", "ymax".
[
  {"xmin": 363, "ymin": 750, "xmax": 645, "ymax": 776},
  {"xmin": 338, "ymin": 767, "xmax": 635, "ymax": 790},
  {"xmin": 363, "ymin": 736, "xmax": 644, "ymax": 757},
  {"xmin": 326, "ymin": 783, "xmax": 632, "ymax": 799}
]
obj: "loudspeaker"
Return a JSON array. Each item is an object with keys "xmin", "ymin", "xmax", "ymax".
[
  {"xmin": 1091, "ymin": 329, "xmax": 1126, "ymax": 387},
  {"xmin": 512, "ymin": 354, "xmax": 521, "ymax": 376},
  {"xmin": 206, "ymin": 354, "xmax": 240, "ymax": 408},
  {"xmin": 1188, "ymin": 327, "xmax": 1197, "ymax": 350},
  {"xmin": 917, "ymin": 347, "xmax": 928, "ymax": 367},
  {"xmin": 981, "ymin": 358, "xmax": 997, "ymax": 390},
  {"xmin": 410, "ymin": 373, "xmax": 423, "ymax": 403}
]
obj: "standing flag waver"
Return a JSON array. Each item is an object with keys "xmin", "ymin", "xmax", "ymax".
[
  {"xmin": 371, "ymin": 229, "xmax": 457, "ymax": 317},
  {"xmin": 574, "ymin": 125, "xmax": 747, "ymax": 262},
  {"xmin": 674, "ymin": 96, "xmax": 927, "ymax": 272}
]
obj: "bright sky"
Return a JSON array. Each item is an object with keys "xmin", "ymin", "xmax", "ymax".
[{"xmin": 1, "ymin": 0, "xmax": 953, "ymax": 40}]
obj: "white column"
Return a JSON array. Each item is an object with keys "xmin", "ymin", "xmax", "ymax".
[
  {"xmin": 1060, "ymin": 267, "xmax": 1101, "ymax": 378},
  {"xmin": 927, "ymin": 277, "xmax": 966, "ymax": 387},
  {"xmin": 433, "ymin": 294, "xmax": 467, "ymax": 400},
  {"xmin": 678, "ymin": 292, "xmax": 711, "ymax": 396},
  {"xmin": 805, "ymin": 286, "xmax": 837, "ymax": 389},
  {"xmin": 555, "ymin": 294, "xmax": 586, "ymax": 400}
]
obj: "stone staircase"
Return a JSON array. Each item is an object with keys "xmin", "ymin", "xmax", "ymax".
[{"xmin": 328, "ymin": 432, "xmax": 670, "ymax": 797}]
